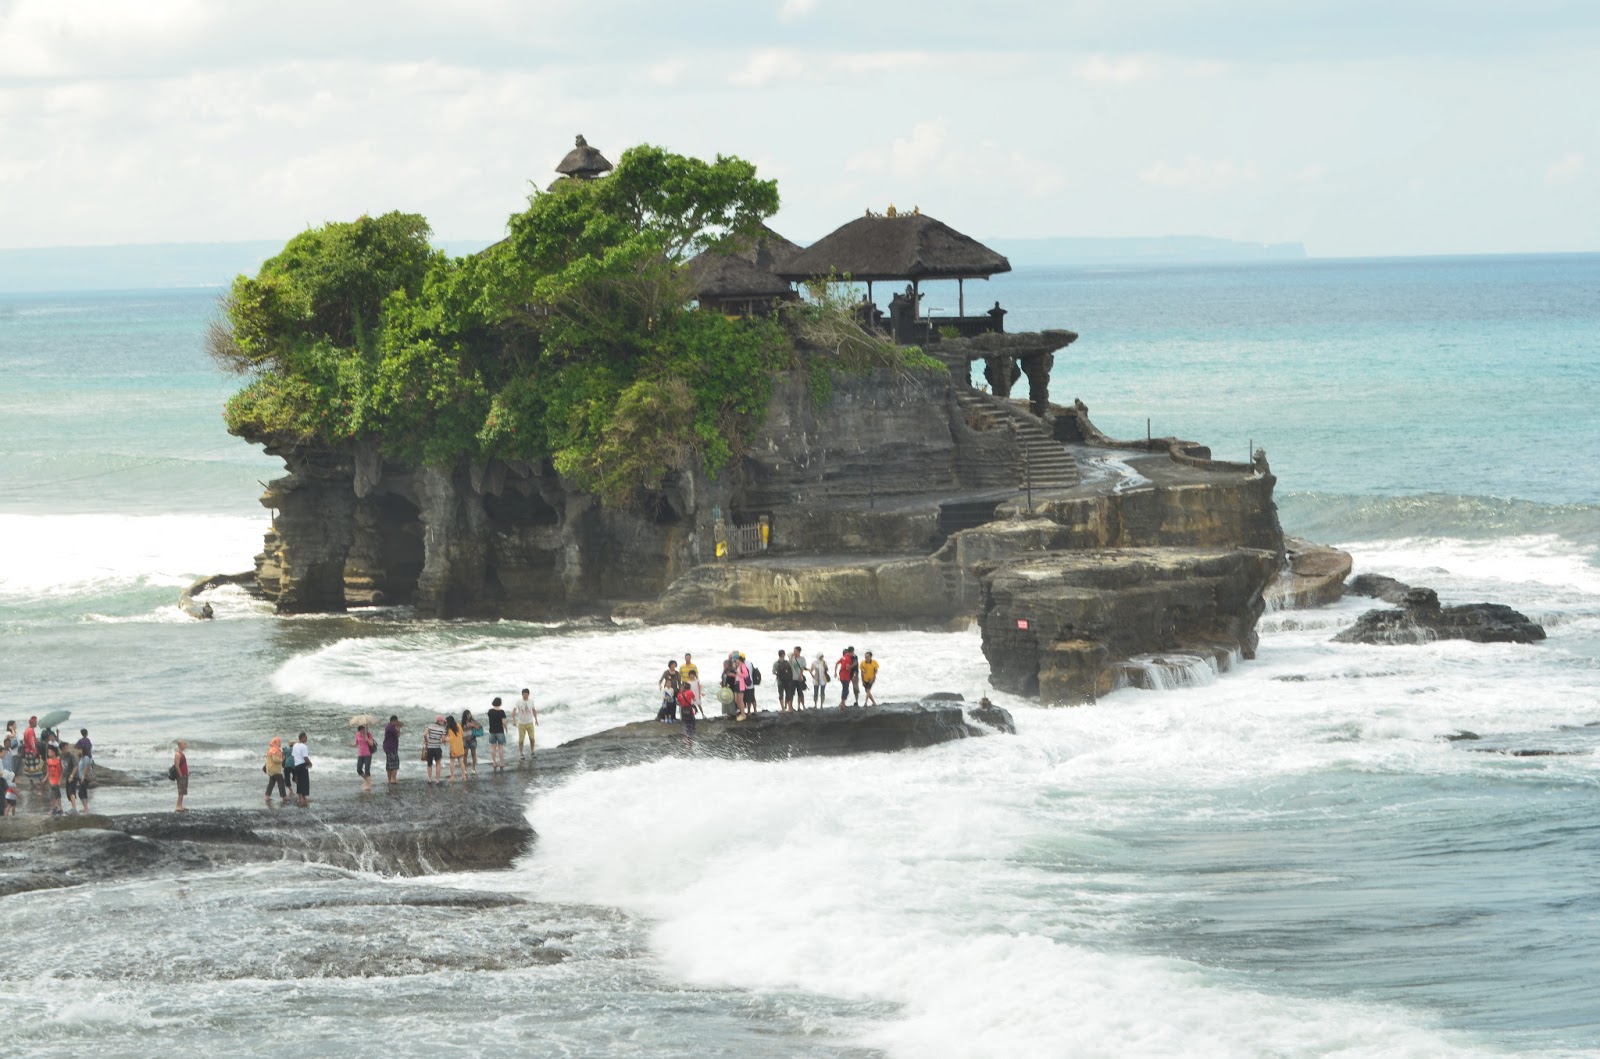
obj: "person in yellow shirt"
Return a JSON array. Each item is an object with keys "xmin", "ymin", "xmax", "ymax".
[{"xmin": 860, "ymin": 651, "xmax": 880, "ymax": 706}]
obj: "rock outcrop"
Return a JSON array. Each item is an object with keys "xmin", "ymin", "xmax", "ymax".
[
  {"xmin": 1265, "ymin": 537, "xmax": 1353, "ymax": 609},
  {"xmin": 233, "ymin": 327, "xmax": 1286, "ymax": 704},
  {"xmin": 1334, "ymin": 587, "xmax": 1546, "ymax": 645}
]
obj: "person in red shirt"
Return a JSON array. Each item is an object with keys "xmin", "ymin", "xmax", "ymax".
[
  {"xmin": 835, "ymin": 649, "xmax": 855, "ymax": 709},
  {"xmin": 676, "ymin": 681, "xmax": 701, "ymax": 741}
]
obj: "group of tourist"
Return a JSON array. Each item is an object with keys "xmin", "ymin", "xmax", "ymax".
[
  {"xmin": 258, "ymin": 687, "xmax": 541, "ymax": 806},
  {"xmin": 1, "ymin": 717, "xmax": 96, "ymax": 816},
  {"xmin": 654, "ymin": 646, "xmax": 883, "ymax": 730}
]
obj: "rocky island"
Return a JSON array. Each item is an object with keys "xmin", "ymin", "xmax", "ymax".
[{"xmin": 207, "ymin": 137, "xmax": 1291, "ymax": 705}]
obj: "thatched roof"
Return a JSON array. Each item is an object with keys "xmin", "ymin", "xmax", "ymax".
[
  {"xmin": 684, "ymin": 225, "xmax": 802, "ymax": 300},
  {"xmin": 555, "ymin": 135, "xmax": 612, "ymax": 178},
  {"xmin": 686, "ymin": 254, "xmax": 794, "ymax": 300},
  {"xmin": 777, "ymin": 213, "xmax": 1010, "ymax": 282}
]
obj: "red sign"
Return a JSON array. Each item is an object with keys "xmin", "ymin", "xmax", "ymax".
[{"xmin": 1016, "ymin": 619, "xmax": 1029, "ymax": 630}]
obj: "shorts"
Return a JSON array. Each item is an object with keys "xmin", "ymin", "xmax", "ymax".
[
  {"xmin": 863, "ymin": 679, "xmax": 875, "ymax": 690},
  {"xmin": 489, "ymin": 732, "xmax": 506, "ymax": 745},
  {"xmin": 385, "ymin": 751, "xmax": 400, "ymax": 773},
  {"xmin": 426, "ymin": 747, "xmax": 442, "ymax": 763},
  {"xmin": 176, "ymin": 775, "xmax": 190, "ymax": 796}
]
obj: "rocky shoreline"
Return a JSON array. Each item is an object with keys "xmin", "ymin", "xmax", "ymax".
[{"xmin": 0, "ymin": 701, "xmax": 1003, "ymax": 898}]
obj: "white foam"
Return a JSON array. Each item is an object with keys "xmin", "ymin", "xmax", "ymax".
[
  {"xmin": 0, "ymin": 512, "xmax": 268, "ymax": 602},
  {"xmin": 1343, "ymin": 533, "xmax": 1600, "ymax": 600}
]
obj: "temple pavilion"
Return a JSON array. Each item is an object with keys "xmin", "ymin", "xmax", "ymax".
[{"xmin": 776, "ymin": 208, "xmax": 1012, "ymax": 345}]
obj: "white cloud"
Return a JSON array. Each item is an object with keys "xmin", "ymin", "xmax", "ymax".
[
  {"xmin": 1545, "ymin": 151, "xmax": 1585, "ymax": 185},
  {"xmin": 1075, "ymin": 54, "xmax": 1149, "ymax": 85},
  {"xmin": 728, "ymin": 48, "xmax": 935, "ymax": 88},
  {"xmin": 847, "ymin": 119, "xmax": 947, "ymax": 176},
  {"xmin": 778, "ymin": 0, "xmax": 818, "ymax": 22},
  {"xmin": 1141, "ymin": 156, "xmax": 1259, "ymax": 191}
]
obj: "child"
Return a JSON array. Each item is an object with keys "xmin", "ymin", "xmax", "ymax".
[{"xmin": 2, "ymin": 768, "xmax": 16, "ymax": 815}]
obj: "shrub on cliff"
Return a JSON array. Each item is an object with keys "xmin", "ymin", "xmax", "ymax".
[{"xmin": 215, "ymin": 146, "xmax": 805, "ymax": 505}]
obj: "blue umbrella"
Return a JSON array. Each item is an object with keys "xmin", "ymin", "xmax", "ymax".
[{"xmin": 38, "ymin": 709, "xmax": 71, "ymax": 732}]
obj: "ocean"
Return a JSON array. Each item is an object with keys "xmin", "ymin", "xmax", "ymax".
[{"xmin": 2, "ymin": 255, "xmax": 1598, "ymax": 1057}]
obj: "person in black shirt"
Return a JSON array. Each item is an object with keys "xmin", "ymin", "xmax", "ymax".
[{"xmin": 486, "ymin": 697, "xmax": 510, "ymax": 772}]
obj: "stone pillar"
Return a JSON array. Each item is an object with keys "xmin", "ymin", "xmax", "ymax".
[
  {"xmin": 260, "ymin": 474, "xmax": 356, "ymax": 613},
  {"xmin": 412, "ymin": 463, "xmax": 490, "ymax": 618},
  {"xmin": 1022, "ymin": 351, "xmax": 1055, "ymax": 417}
]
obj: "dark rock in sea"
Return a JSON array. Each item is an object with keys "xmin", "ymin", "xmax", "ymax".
[
  {"xmin": 1466, "ymin": 747, "xmax": 1584, "ymax": 757},
  {"xmin": 1334, "ymin": 588, "xmax": 1546, "ymax": 646},
  {"xmin": 1443, "ymin": 730, "xmax": 1481, "ymax": 741},
  {"xmin": 1346, "ymin": 573, "xmax": 1414, "ymax": 605},
  {"xmin": 968, "ymin": 700, "xmax": 1016, "ymax": 734},
  {"xmin": 921, "ymin": 692, "xmax": 966, "ymax": 702},
  {"xmin": 556, "ymin": 702, "xmax": 982, "ymax": 767}
]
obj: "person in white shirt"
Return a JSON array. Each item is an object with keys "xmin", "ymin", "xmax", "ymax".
[
  {"xmin": 513, "ymin": 688, "xmax": 539, "ymax": 760},
  {"xmin": 809, "ymin": 654, "xmax": 830, "ymax": 709},
  {"xmin": 291, "ymin": 732, "xmax": 312, "ymax": 807}
]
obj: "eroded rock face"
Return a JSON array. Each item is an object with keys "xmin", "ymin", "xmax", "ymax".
[
  {"xmin": 978, "ymin": 547, "xmax": 1279, "ymax": 704},
  {"xmin": 1334, "ymin": 589, "xmax": 1546, "ymax": 646},
  {"xmin": 1265, "ymin": 537, "xmax": 1353, "ymax": 610}
]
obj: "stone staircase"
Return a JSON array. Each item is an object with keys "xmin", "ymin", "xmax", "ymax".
[{"xmin": 955, "ymin": 389, "xmax": 1080, "ymax": 491}]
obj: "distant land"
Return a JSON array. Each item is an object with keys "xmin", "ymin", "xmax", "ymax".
[{"xmin": 0, "ymin": 235, "xmax": 1304, "ymax": 294}]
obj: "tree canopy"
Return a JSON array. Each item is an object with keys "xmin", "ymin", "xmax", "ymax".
[{"xmin": 216, "ymin": 145, "xmax": 792, "ymax": 505}]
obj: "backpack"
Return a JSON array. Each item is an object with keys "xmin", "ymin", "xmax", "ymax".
[
  {"xmin": 774, "ymin": 659, "xmax": 792, "ymax": 682},
  {"xmin": 751, "ymin": 666, "xmax": 762, "ymax": 685}
]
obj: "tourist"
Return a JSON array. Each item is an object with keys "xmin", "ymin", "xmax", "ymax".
[
  {"xmin": 806, "ymin": 652, "xmax": 832, "ymax": 710},
  {"xmin": 677, "ymin": 679, "xmax": 702, "ymax": 741},
  {"xmin": 173, "ymin": 739, "xmax": 190, "ymax": 812},
  {"xmin": 291, "ymin": 732, "xmax": 311, "ymax": 808},
  {"xmin": 461, "ymin": 709, "xmax": 481, "ymax": 775},
  {"xmin": 774, "ymin": 649, "xmax": 795, "ymax": 712},
  {"xmin": 265, "ymin": 737, "xmax": 288, "ymax": 804},
  {"xmin": 1, "ymin": 766, "xmax": 15, "ymax": 815},
  {"xmin": 444, "ymin": 716, "xmax": 466, "ymax": 784},
  {"xmin": 424, "ymin": 715, "xmax": 446, "ymax": 783},
  {"xmin": 734, "ymin": 653, "xmax": 753, "ymax": 719},
  {"xmin": 848, "ymin": 646, "xmax": 863, "ymax": 703},
  {"xmin": 353, "ymin": 724, "xmax": 376, "ymax": 792},
  {"xmin": 836, "ymin": 649, "xmax": 855, "ymax": 708},
  {"xmin": 860, "ymin": 651, "xmax": 880, "ymax": 706},
  {"xmin": 20, "ymin": 716, "xmax": 42, "ymax": 790},
  {"xmin": 383, "ymin": 715, "xmax": 403, "ymax": 784},
  {"xmin": 0, "ymin": 723, "xmax": 16, "ymax": 784},
  {"xmin": 61, "ymin": 744, "xmax": 81, "ymax": 813},
  {"xmin": 486, "ymin": 698, "xmax": 508, "ymax": 772},
  {"xmin": 513, "ymin": 689, "xmax": 538, "ymax": 760},
  {"xmin": 656, "ymin": 660, "xmax": 681, "ymax": 722},
  {"xmin": 74, "ymin": 743, "xmax": 91, "ymax": 812},
  {"xmin": 46, "ymin": 745, "xmax": 64, "ymax": 814},
  {"xmin": 718, "ymin": 659, "xmax": 739, "ymax": 718},
  {"xmin": 682, "ymin": 653, "xmax": 701, "ymax": 712},
  {"xmin": 791, "ymin": 647, "xmax": 808, "ymax": 708}
]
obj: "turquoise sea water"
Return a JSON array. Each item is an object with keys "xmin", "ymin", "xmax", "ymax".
[{"xmin": 2, "ymin": 257, "xmax": 1598, "ymax": 1057}]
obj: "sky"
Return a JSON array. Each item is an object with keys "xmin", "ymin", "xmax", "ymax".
[{"xmin": 1, "ymin": 0, "xmax": 1597, "ymax": 257}]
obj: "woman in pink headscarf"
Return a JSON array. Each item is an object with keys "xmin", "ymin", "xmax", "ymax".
[{"xmin": 264, "ymin": 737, "xmax": 288, "ymax": 805}]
